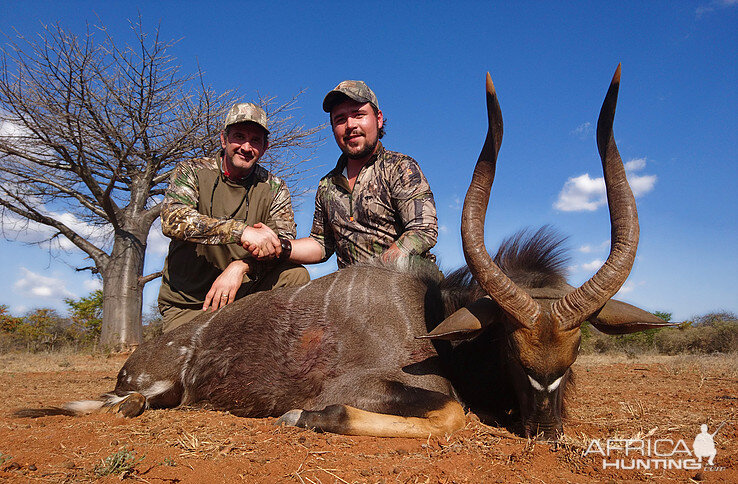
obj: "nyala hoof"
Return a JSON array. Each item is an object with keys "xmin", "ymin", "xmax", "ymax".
[
  {"xmin": 276, "ymin": 409, "xmax": 303, "ymax": 427},
  {"xmin": 107, "ymin": 393, "xmax": 146, "ymax": 418}
]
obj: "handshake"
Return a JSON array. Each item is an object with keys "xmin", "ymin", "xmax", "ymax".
[{"xmin": 240, "ymin": 223, "xmax": 291, "ymax": 261}]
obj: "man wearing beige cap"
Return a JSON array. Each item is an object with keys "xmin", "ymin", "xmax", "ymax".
[
  {"xmin": 256, "ymin": 80, "xmax": 438, "ymax": 269},
  {"xmin": 157, "ymin": 102, "xmax": 309, "ymax": 332}
]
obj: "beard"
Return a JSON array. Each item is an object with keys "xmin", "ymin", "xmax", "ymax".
[{"xmin": 343, "ymin": 136, "xmax": 378, "ymax": 160}]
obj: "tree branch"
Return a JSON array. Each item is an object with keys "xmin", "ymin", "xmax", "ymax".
[
  {"xmin": 138, "ymin": 271, "xmax": 162, "ymax": 286},
  {"xmin": 0, "ymin": 185, "xmax": 109, "ymax": 270}
]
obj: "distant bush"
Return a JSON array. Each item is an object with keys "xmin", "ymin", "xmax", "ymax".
[
  {"xmin": 142, "ymin": 304, "xmax": 163, "ymax": 342},
  {"xmin": 654, "ymin": 314, "xmax": 738, "ymax": 355},
  {"xmin": 65, "ymin": 290, "xmax": 103, "ymax": 348},
  {"xmin": 581, "ymin": 311, "xmax": 738, "ymax": 356},
  {"xmin": 0, "ymin": 305, "xmax": 22, "ymax": 333},
  {"xmin": 0, "ymin": 292, "xmax": 103, "ymax": 353},
  {"xmin": 0, "ymin": 308, "xmax": 71, "ymax": 352},
  {"xmin": 3, "ymin": 299, "xmax": 736, "ymax": 356}
]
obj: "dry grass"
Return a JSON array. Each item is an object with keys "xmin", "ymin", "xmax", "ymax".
[
  {"xmin": 0, "ymin": 351, "xmax": 127, "ymax": 373},
  {"xmin": 0, "ymin": 351, "xmax": 125, "ymax": 373},
  {"xmin": 576, "ymin": 352, "xmax": 737, "ymax": 370},
  {"xmin": 4, "ymin": 348, "xmax": 734, "ymax": 374},
  {"xmin": 618, "ymin": 400, "xmax": 645, "ymax": 419}
]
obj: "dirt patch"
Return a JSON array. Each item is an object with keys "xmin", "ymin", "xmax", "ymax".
[{"xmin": 1, "ymin": 353, "xmax": 736, "ymax": 482}]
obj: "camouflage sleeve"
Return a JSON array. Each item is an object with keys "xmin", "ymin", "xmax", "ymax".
[
  {"xmin": 160, "ymin": 160, "xmax": 246, "ymax": 244},
  {"xmin": 308, "ymin": 181, "xmax": 334, "ymax": 262},
  {"xmin": 266, "ymin": 178, "xmax": 297, "ymax": 239},
  {"xmin": 389, "ymin": 156, "xmax": 438, "ymax": 255}
]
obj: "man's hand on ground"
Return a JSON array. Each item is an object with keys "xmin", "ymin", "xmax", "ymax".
[
  {"xmin": 203, "ymin": 260, "xmax": 251, "ymax": 312},
  {"xmin": 241, "ymin": 223, "xmax": 281, "ymax": 260}
]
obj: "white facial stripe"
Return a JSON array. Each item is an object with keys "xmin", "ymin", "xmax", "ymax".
[
  {"xmin": 547, "ymin": 376, "xmax": 563, "ymax": 392},
  {"xmin": 528, "ymin": 374, "xmax": 545, "ymax": 391},
  {"xmin": 528, "ymin": 374, "xmax": 564, "ymax": 393}
]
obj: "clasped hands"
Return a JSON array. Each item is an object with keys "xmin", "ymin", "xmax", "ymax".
[{"xmin": 240, "ymin": 222, "xmax": 282, "ymax": 261}]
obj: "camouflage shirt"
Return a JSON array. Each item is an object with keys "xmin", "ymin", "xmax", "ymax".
[
  {"xmin": 160, "ymin": 156, "xmax": 296, "ymax": 243},
  {"xmin": 310, "ymin": 143, "xmax": 438, "ymax": 268}
]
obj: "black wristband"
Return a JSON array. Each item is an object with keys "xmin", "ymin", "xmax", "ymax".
[{"xmin": 278, "ymin": 238, "xmax": 292, "ymax": 260}]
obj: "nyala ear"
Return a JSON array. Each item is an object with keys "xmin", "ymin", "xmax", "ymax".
[
  {"xmin": 418, "ymin": 296, "xmax": 500, "ymax": 341},
  {"xmin": 588, "ymin": 299, "xmax": 677, "ymax": 335}
]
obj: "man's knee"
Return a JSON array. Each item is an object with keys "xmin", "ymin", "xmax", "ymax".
[
  {"xmin": 278, "ymin": 264, "xmax": 310, "ymax": 287},
  {"xmin": 160, "ymin": 304, "xmax": 203, "ymax": 333},
  {"xmin": 257, "ymin": 262, "xmax": 310, "ymax": 291}
]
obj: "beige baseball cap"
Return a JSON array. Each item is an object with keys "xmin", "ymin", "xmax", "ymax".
[
  {"xmin": 223, "ymin": 102, "xmax": 269, "ymax": 133},
  {"xmin": 322, "ymin": 80, "xmax": 379, "ymax": 113}
]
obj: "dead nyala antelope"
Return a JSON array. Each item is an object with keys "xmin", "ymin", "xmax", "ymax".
[{"xmin": 17, "ymin": 66, "xmax": 671, "ymax": 440}]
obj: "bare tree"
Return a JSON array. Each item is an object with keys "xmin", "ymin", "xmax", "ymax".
[{"xmin": 0, "ymin": 20, "xmax": 322, "ymax": 349}]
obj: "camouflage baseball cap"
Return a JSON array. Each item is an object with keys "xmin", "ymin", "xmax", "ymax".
[
  {"xmin": 223, "ymin": 102, "xmax": 269, "ymax": 134},
  {"xmin": 322, "ymin": 80, "xmax": 379, "ymax": 113}
]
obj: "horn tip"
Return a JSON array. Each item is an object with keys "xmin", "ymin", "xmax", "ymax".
[
  {"xmin": 612, "ymin": 64, "xmax": 622, "ymax": 84},
  {"xmin": 486, "ymin": 72, "xmax": 496, "ymax": 95}
]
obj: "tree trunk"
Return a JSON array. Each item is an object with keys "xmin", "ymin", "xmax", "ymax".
[{"xmin": 99, "ymin": 228, "xmax": 148, "ymax": 350}]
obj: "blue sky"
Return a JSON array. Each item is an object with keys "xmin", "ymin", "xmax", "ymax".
[{"xmin": 1, "ymin": 1, "xmax": 736, "ymax": 322}]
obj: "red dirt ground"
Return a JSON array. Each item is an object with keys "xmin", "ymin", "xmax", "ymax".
[{"xmin": 0, "ymin": 353, "xmax": 736, "ymax": 483}]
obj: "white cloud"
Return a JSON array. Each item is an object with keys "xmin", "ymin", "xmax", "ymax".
[
  {"xmin": 439, "ymin": 224, "xmax": 448, "ymax": 233},
  {"xmin": 616, "ymin": 281, "xmax": 635, "ymax": 295},
  {"xmin": 1, "ymin": 116, "xmax": 57, "ymax": 161},
  {"xmin": 554, "ymin": 158, "xmax": 657, "ymax": 212},
  {"xmin": 616, "ymin": 280, "xmax": 645, "ymax": 297},
  {"xmin": 14, "ymin": 267, "xmax": 75, "ymax": 300},
  {"xmin": 629, "ymin": 174, "xmax": 658, "ymax": 196},
  {"xmin": 577, "ymin": 240, "xmax": 610, "ymax": 254},
  {"xmin": 624, "ymin": 158, "xmax": 646, "ymax": 171},
  {"xmin": 83, "ymin": 278, "xmax": 103, "ymax": 291},
  {"xmin": 1, "ymin": 204, "xmax": 111, "ymax": 251},
  {"xmin": 0, "ymin": 120, "xmax": 111, "ymax": 251},
  {"xmin": 580, "ymin": 259, "xmax": 605, "ymax": 272},
  {"xmin": 554, "ymin": 173, "xmax": 603, "ymax": 211},
  {"xmin": 146, "ymin": 219, "xmax": 170, "ymax": 256},
  {"xmin": 696, "ymin": 0, "xmax": 738, "ymax": 18},
  {"xmin": 0, "ymin": 119, "xmax": 27, "ymax": 138},
  {"xmin": 570, "ymin": 122, "xmax": 593, "ymax": 139}
]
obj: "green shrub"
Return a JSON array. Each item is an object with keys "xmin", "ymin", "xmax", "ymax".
[
  {"xmin": 0, "ymin": 305, "xmax": 22, "ymax": 333},
  {"xmin": 655, "ymin": 316, "xmax": 738, "ymax": 355},
  {"xmin": 94, "ymin": 448, "xmax": 144, "ymax": 477},
  {"xmin": 12, "ymin": 309, "xmax": 70, "ymax": 352},
  {"xmin": 0, "ymin": 292, "xmax": 103, "ymax": 353},
  {"xmin": 142, "ymin": 304, "xmax": 163, "ymax": 341},
  {"xmin": 65, "ymin": 290, "xmax": 103, "ymax": 348},
  {"xmin": 581, "ymin": 311, "xmax": 738, "ymax": 356}
]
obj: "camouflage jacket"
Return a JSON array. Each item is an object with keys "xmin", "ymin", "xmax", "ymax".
[
  {"xmin": 310, "ymin": 143, "xmax": 438, "ymax": 268},
  {"xmin": 158, "ymin": 155, "xmax": 296, "ymax": 308},
  {"xmin": 160, "ymin": 156, "xmax": 295, "ymax": 244}
]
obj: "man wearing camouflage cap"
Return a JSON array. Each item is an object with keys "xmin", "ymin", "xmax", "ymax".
[
  {"xmin": 157, "ymin": 102, "xmax": 309, "ymax": 332},
  {"xmin": 255, "ymin": 80, "xmax": 438, "ymax": 268}
]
